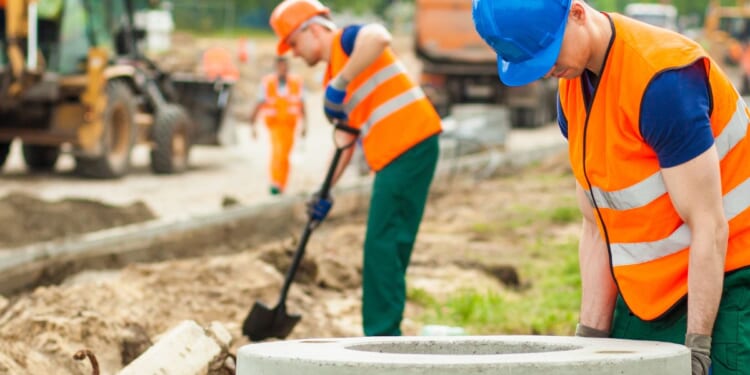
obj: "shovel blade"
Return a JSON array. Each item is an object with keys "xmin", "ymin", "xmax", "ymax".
[{"xmin": 242, "ymin": 301, "xmax": 301, "ymax": 341}]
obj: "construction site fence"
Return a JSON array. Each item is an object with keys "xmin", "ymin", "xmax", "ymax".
[
  {"xmin": 167, "ymin": 0, "xmax": 412, "ymax": 34},
  {"xmin": 169, "ymin": 0, "xmax": 275, "ymax": 32}
]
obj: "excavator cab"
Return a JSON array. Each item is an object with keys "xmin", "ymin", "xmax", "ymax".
[{"xmin": 0, "ymin": 0, "xmax": 233, "ymax": 178}]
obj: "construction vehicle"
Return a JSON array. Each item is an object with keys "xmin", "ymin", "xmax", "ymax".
[
  {"xmin": 414, "ymin": 0, "xmax": 557, "ymax": 127},
  {"xmin": 702, "ymin": 0, "xmax": 750, "ymax": 93},
  {"xmin": 0, "ymin": 0, "xmax": 232, "ymax": 178}
]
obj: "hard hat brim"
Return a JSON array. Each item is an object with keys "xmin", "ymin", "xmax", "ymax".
[
  {"xmin": 498, "ymin": 19, "xmax": 567, "ymax": 87},
  {"xmin": 277, "ymin": 41, "xmax": 290, "ymax": 55}
]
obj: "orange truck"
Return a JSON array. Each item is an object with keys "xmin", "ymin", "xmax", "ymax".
[{"xmin": 414, "ymin": 0, "xmax": 557, "ymax": 127}]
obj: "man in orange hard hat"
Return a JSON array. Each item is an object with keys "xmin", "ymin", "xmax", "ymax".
[
  {"xmin": 249, "ymin": 56, "xmax": 307, "ymax": 195},
  {"xmin": 270, "ymin": 0, "xmax": 442, "ymax": 336}
]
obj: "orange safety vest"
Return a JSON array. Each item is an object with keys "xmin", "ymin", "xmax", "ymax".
[
  {"xmin": 324, "ymin": 29, "xmax": 442, "ymax": 172},
  {"xmin": 559, "ymin": 14, "xmax": 750, "ymax": 321},
  {"xmin": 262, "ymin": 73, "xmax": 303, "ymax": 124}
]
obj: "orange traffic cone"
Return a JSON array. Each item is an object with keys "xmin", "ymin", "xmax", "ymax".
[{"xmin": 238, "ymin": 38, "xmax": 249, "ymax": 64}]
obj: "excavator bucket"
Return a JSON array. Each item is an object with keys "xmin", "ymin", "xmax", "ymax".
[
  {"xmin": 171, "ymin": 73, "xmax": 235, "ymax": 146},
  {"xmin": 169, "ymin": 47, "xmax": 237, "ymax": 146}
]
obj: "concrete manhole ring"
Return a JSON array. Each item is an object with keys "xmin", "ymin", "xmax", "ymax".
[{"xmin": 237, "ymin": 335, "xmax": 690, "ymax": 374}]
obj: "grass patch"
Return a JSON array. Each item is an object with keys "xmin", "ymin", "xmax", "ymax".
[
  {"xmin": 409, "ymin": 237, "xmax": 581, "ymax": 335},
  {"xmin": 408, "ymin": 287, "xmax": 438, "ymax": 307},
  {"xmin": 548, "ymin": 205, "xmax": 580, "ymax": 224},
  {"xmin": 469, "ymin": 222, "xmax": 496, "ymax": 234},
  {"xmin": 474, "ymin": 200, "xmax": 581, "ymax": 235}
]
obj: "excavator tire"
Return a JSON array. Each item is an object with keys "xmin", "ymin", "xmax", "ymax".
[
  {"xmin": 0, "ymin": 142, "xmax": 11, "ymax": 169},
  {"xmin": 22, "ymin": 144, "xmax": 60, "ymax": 171},
  {"xmin": 75, "ymin": 80, "xmax": 137, "ymax": 179},
  {"xmin": 150, "ymin": 104, "xmax": 192, "ymax": 174}
]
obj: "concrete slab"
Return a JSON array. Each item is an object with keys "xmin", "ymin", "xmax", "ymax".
[{"xmin": 118, "ymin": 320, "xmax": 227, "ymax": 375}]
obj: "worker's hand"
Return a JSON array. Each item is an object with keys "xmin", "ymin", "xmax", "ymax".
[
  {"xmin": 574, "ymin": 323, "xmax": 609, "ymax": 338},
  {"xmin": 686, "ymin": 333, "xmax": 712, "ymax": 375},
  {"xmin": 307, "ymin": 190, "xmax": 334, "ymax": 222},
  {"xmin": 324, "ymin": 75, "xmax": 349, "ymax": 123},
  {"xmin": 251, "ymin": 126, "xmax": 258, "ymax": 140}
]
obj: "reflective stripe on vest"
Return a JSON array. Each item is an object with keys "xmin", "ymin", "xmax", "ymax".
[
  {"xmin": 343, "ymin": 62, "xmax": 407, "ymax": 112},
  {"xmin": 324, "ymin": 29, "xmax": 441, "ymax": 171},
  {"xmin": 361, "ymin": 87, "xmax": 426, "ymax": 135},
  {"xmin": 341, "ymin": 61, "xmax": 426, "ymax": 135},
  {"xmin": 263, "ymin": 74, "xmax": 303, "ymax": 118},
  {"xmin": 611, "ymin": 178, "xmax": 750, "ymax": 266},
  {"xmin": 586, "ymin": 98, "xmax": 750, "ymax": 212}
]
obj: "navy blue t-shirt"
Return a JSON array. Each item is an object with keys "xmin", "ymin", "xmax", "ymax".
[
  {"xmin": 557, "ymin": 61, "xmax": 714, "ymax": 168},
  {"xmin": 341, "ymin": 25, "xmax": 362, "ymax": 56}
]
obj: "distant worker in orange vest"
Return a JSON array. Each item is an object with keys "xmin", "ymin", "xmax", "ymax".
[
  {"xmin": 270, "ymin": 0, "xmax": 442, "ymax": 337},
  {"xmin": 474, "ymin": 1, "xmax": 750, "ymax": 374},
  {"xmin": 249, "ymin": 56, "xmax": 307, "ymax": 195}
]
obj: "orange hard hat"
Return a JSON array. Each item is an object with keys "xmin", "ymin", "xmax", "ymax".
[{"xmin": 270, "ymin": 0, "xmax": 331, "ymax": 55}]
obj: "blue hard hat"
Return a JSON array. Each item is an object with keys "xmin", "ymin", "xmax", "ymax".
[{"xmin": 473, "ymin": 0, "xmax": 572, "ymax": 86}]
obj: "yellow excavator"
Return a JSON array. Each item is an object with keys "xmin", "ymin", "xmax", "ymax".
[{"xmin": 0, "ymin": 0, "xmax": 232, "ymax": 178}]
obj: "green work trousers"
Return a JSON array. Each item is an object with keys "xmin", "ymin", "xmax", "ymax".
[
  {"xmin": 362, "ymin": 135, "xmax": 439, "ymax": 336},
  {"xmin": 611, "ymin": 268, "xmax": 750, "ymax": 374}
]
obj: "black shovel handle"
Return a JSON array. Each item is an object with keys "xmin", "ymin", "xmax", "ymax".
[{"xmin": 275, "ymin": 124, "xmax": 358, "ymax": 307}]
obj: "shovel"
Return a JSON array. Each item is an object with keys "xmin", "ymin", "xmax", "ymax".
[{"xmin": 242, "ymin": 127, "xmax": 356, "ymax": 341}]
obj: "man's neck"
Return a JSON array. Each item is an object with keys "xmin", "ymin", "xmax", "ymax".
[
  {"xmin": 321, "ymin": 28, "xmax": 338, "ymax": 63},
  {"xmin": 586, "ymin": 11, "xmax": 614, "ymax": 76}
]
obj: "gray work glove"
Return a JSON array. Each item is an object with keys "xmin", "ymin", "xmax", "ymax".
[
  {"xmin": 574, "ymin": 323, "xmax": 609, "ymax": 338},
  {"xmin": 685, "ymin": 333, "xmax": 712, "ymax": 375}
]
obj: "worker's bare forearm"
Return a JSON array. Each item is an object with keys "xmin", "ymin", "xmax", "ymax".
[
  {"xmin": 661, "ymin": 146, "xmax": 727, "ymax": 336},
  {"xmin": 249, "ymin": 102, "xmax": 264, "ymax": 124},
  {"xmin": 578, "ymin": 215, "xmax": 617, "ymax": 331},
  {"xmin": 337, "ymin": 24, "xmax": 391, "ymax": 82},
  {"xmin": 576, "ymin": 183, "xmax": 617, "ymax": 332},
  {"xmin": 687, "ymin": 223, "xmax": 727, "ymax": 335},
  {"xmin": 330, "ymin": 130, "xmax": 357, "ymax": 186}
]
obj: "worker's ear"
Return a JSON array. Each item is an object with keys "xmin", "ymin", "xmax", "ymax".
[{"xmin": 569, "ymin": 1, "xmax": 587, "ymax": 25}]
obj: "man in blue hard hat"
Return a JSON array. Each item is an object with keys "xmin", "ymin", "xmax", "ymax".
[{"xmin": 472, "ymin": 1, "xmax": 750, "ymax": 375}]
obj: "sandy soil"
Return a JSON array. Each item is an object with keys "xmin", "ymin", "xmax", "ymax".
[
  {"xmin": 0, "ymin": 152, "xmax": 576, "ymax": 375},
  {"xmin": 0, "ymin": 194, "xmax": 153, "ymax": 249}
]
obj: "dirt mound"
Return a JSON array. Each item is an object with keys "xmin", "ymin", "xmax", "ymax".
[
  {"xmin": 0, "ymin": 247, "xmax": 363, "ymax": 375},
  {"xmin": 0, "ymin": 193, "xmax": 155, "ymax": 249}
]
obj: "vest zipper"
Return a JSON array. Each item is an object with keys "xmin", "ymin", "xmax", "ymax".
[{"xmin": 580, "ymin": 15, "xmax": 626, "ymax": 316}]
